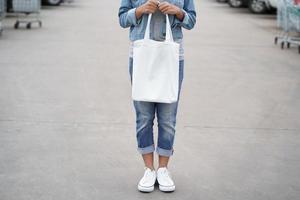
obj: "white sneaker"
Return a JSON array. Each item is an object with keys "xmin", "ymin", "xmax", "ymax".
[
  {"xmin": 157, "ymin": 167, "xmax": 176, "ymax": 192},
  {"xmin": 137, "ymin": 167, "xmax": 156, "ymax": 192}
]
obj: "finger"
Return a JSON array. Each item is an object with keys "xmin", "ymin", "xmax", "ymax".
[
  {"xmin": 147, "ymin": 7, "xmax": 156, "ymax": 13},
  {"xmin": 148, "ymin": 5, "xmax": 158, "ymax": 12},
  {"xmin": 145, "ymin": 4, "xmax": 156, "ymax": 10},
  {"xmin": 160, "ymin": 7, "xmax": 169, "ymax": 13},
  {"xmin": 158, "ymin": 2, "xmax": 166, "ymax": 7},
  {"xmin": 149, "ymin": 4, "xmax": 158, "ymax": 10},
  {"xmin": 149, "ymin": 2, "xmax": 157, "ymax": 7},
  {"xmin": 164, "ymin": 8, "xmax": 172, "ymax": 14},
  {"xmin": 161, "ymin": 10, "xmax": 168, "ymax": 14},
  {"xmin": 149, "ymin": 8, "xmax": 157, "ymax": 13},
  {"xmin": 158, "ymin": 4, "xmax": 169, "ymax": 10},
  {"xmin": 150, "ymin": 3, "xmax": 158, "ymax": 7},
  {"xmin": 160, "ymin": 9, "xmax": 167, "ymax": 14},
  {"xmin": 158, "ymin": 6, "xmax": 168, "ymax": 12},
  {"xmin": 159, "ymin": 2, "xmax": 168, "ymax": 5}
]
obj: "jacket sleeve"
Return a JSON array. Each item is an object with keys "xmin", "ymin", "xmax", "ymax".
[
  {"xmin": 174, "ymin": 0, "xmax": 196, "ymax": 30},
  {"xmin": 118, "ymin": 0, "xmax": 142, "ymax": 28}
]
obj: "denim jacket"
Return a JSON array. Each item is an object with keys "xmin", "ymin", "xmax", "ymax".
[{"xmin": 118, "ymin": 0, "xmax": 196, "ymax": 41}]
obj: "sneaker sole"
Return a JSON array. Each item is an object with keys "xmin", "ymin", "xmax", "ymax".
[
  {"xmin": 138, "ymin": 184, "xmax": 154, "ymax": 193},
  {"xmin": 159, "ymin": 184, "xmax": 175, "ymax": 192}
]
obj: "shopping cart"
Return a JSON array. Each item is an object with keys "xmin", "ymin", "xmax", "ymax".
[
  {"xmin": 275, "ymin": 0, "xmax": 300, "ymax": 54},
  {"xmin": 12, "ymin": 0, "xmax": 42, "ymax": 29},
  {"xmin": 0, "ymin": 0, "xmax": 6, "ymax": 35}
]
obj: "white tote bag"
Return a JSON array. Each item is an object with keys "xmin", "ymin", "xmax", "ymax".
[{"xmin": 132, "ymin": 14, "xmax": 179, "ymax": 103}]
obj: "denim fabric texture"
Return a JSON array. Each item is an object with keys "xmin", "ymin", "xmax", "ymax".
[
  {"xmin": 129, "ymin": 58, "xmax": 184, "ymax": 157},
  {"xmin": 118, "ymin": 0, "xmax": 196, "ymax": 41}
]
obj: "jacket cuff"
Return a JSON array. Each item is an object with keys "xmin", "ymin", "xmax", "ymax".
[
  {"xmin": 174, "ymin": 9, "xmax": 189, "ymax": 27},
  {"xmin": 127, "ymin": 8, "xmax": 142, "ymax": 26}
]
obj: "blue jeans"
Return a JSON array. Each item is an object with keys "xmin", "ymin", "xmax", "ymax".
[{"xmin": 129, "ymin": 58, "xmax": 184, "ymax": 157}]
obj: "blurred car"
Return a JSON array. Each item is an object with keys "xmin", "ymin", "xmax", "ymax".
[
  {"xmin": 228, "ymin": 0, "xmax": 248, "ymax": 8},
  {"xmin": 248, "ymin": 0, "xmax": 277, "ymax": 13},
  {"xmin": 42, "ymin": 0, "xmax": 63, "ymax": 6},
  {"xmin": 228, "ymin": 0, "xmax": 277, "ymax": 13}
]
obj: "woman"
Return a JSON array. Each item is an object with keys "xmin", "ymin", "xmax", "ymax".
[{"xmin": 118, "ymin": 0, "xmax": 196, "ymax": 192}]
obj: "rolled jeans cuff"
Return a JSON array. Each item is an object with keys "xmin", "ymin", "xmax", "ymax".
[
  {"xmin": 156, "ymin": 147, "xmax": 174, "ymax": 157},
  {"xmin": 138, "ymin": 144, "xmax": 155, "ymax": 155}
]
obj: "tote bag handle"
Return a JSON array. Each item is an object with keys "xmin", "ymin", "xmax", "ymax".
[{"xmin": 144, "ymin": 14, "xmax": 174, "ymax": 42}]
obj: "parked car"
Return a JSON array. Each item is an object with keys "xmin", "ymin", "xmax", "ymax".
[
  {"xmin": 228, "ymin": 0, "xmax": 248, "ymax": 8},
  {"xmin": 228, "ymin": 0, "xmax": 277, "ymax": 13},
  {"xmin": 248, "ymin": 0, "xmax": 267, "ymax": 13},
  {"xmin": 248, "ymin": 0, "xmax": 277, "ymax": 14},
  {"xmin": 42, "ymin": 0, "xmax": 63, "ymax": 6}
]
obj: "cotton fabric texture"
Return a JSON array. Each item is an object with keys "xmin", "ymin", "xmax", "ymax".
[{"xmin": 132, "ymin": 14, "xmax": 179, "ymax": 103}]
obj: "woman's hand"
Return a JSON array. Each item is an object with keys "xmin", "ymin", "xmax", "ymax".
[
  {"xmin": 158, "ymin": 2, "xmax": 185, "ymax": 21},
  {"xmin": 136, "ymin": 0, "xmax": 159, "ymax": 19}
]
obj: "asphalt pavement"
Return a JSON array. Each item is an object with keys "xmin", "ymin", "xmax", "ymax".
[{"xmin": 0, "ymin": 0, "xmax": 300, "ymax": 200}]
